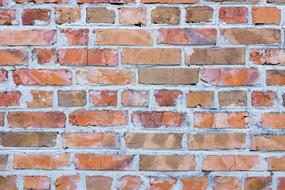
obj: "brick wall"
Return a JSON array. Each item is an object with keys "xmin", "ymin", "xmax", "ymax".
[{"xmin": 0, "ymin": 0, "xmax": 284, "ymax": 189}]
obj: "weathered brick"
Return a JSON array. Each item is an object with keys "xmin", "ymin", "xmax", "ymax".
[
  {"xmin": 63, "ymin": 132, "xmax": 117, "ymax": 148},
  {"xmin": 87, "ymin": 7, "xmax": 115, "ymax": 23},
  {"xmin": 33, "ymin": 48, "xmax": 57, "ymax": 65},
  {"xmin": 0, "ymin": 9, "xmax": 16, "ymax": 25},
  {"xmin": 0, "ymin": 176, "xmax": 17, "ymax": 190},
  {"xmin": 119, "ymin": 7, "xmax": 146, "ymax": 26},
  {"xmin": 75, "ymin": 154, "xmax": 133, "ymax": 170},
  {"xmin": 186, "ymin": 91, "xmax": 214, "ymax": 108},
  {"xmin": 121, "ymin": 90, "xmax": 149, "ymax": 107},
  {"xmin": 140, "ymin": 155, "xmax": 195, "ymax": 171},
  {"xmin": 214, "ymin": 177, "xmax": 241, "ymax": 190},
  {"xmin": 266, "ymin": 70, "xmax": 285, "ymax": 86},
  {"xmin": 261, "ymin": 113, "xmax": 285, "ymax": 128},
  {"xmin": 95, "ymin": 29, "xmax": 152, "ymax": 45},
  {"xmin": 77, "ymin": 0, "xmax": 134, "ymax": 3},
  {"xmin": 132, "ymin": 111, "xmax": 185, "ymax": 128},
  {"xmin": 0, "ymin": 70, "xmax": 7, "ymax": 84},
  {"xmin": 0, "ymin": 49, "xmax": 28, "ymax": 66},
  {"xmin": 27, "ymin": 90, "xmax": 53, "ymax": 108},
  {"xmin": 13, "ymin": 154, "xmax": 69, "ymax": 169},
  {"xmin": 201, "ymin": 68, "xmax": 259, "ymax": 86},
  {"xmin": 60, "ymin": 29, "xmax": 89, "ymax": 45},
  {"xmin": 268, "ymin": 157, "xmax": 285, "ymax": 170},
  {"xmin": 0, "ymin": 91, "xmax": 21, "ymax": 107},
  {"xmin": 58, "ymin": 90, "xmax": 86, "ymax": 107},
  {"xmin": 55, "ymin": 175, "xmax": 80, "ymax": 190},
  {"xmin": 125, "ymin": 133, "xmax": 182, "ymax": 149},
  {"xmin": 22, "ymin": 9, "xmax": 51, "ymax": 25},
  {"xmin": 219, "ymin": 91, "xmax": 247, "ymax": 107},
  {"xmin": 0, "ymin": 155, "xmax": 8, "ymax": 169},
  {"xmin": 219, "ymin": 7, "xmax": 248, "ymax": 24},
  {"xmin": 278, "ymin": 178, "xmax": 285, "ymax": 190},
  {"xmin": 251, "ymin": 49, "xmax": 285, "ymax": 65},
  {"xmin": 150, "ymin": 178, "xmax": 177, "ymax": 190},
  {"xmin": 13, "ymin": 69, "xmax": 72, "ymax": 86},
  {"xmin": 8, "ymin": 111, "xmax": 66, "ymax": 128},
  {"xmin": 0, "ymin": 112, "xmax": 4, "ymax": 126},
  {"xmin": 151, "ymin": 7, "xmax": 180, "ymax": 24},
  {"xmin": 0, "ymin": 30, "xmax": 56, "ymax": 45},
  {"xmin": 251, "ymin": 135, "xmax": 285, "ymax": 151},
  {"xmin": 139, "ymin": 68, "xmax": 199, "ymax": 85},
  {"xmin": 252, "ymin": 91, "xmax": 276, "ymax": 107},
  {"xmin": 86, "ymin": 176, "xmax": 113, "ymax": 190},
  {"xmin": 90, "ymin": 90, "xmax": 117, "ymax": 106},
  {"xmin": 142, "ymin": 0, "xmax": 198, "ymax": 3},
  {"xmin": 154, "ymin": 89, "xmax": 181, "ymax": 106},
  {"xmin": 122, "ymin": 48, "xmax": 180, "ymax": 65},
  {"xmin": 186, "ymin": 48, "xmax": 244, "ymax": 65},
  {"xmin": 24, "ymin": 176, "xmax": 50, "ymax": 190},
  {"xmin": 56, "ymin": 7, "xmax": 81, "ymax": 24},
  {"xmin": 0, "ymin": 132, "xmax": 56, "ymax": 147},
  {"xmin": 244, "ymin": 177, "xmax": 272, "ymax": 190},
  {"xmin": 252, "ymin": 6, "xmax": 280, "ymax": 24},
  {"xmin": 158, "ymin": 28, "xmax": 216, "ymax": 45},
  {"xmin": 194, "ymin": 112, "xmax": 248, "ymax": 128},
  {"xmin": 181, "ymin": 177, "xmax": 208, "ymax": 190},
  {"xmin": 119, "ymin": 176, "xmax": 143, "ymax": 190},
  {"xmin": 221, "ymin": 28, "xmax": 280, "ymax": 44},
  {"xmin": 70, "ymin": 110, "xmax": 127, "ymax": 126},
  {"xmin": 185, "ymin": 6, "xmax": 213, "ymax": 23}
]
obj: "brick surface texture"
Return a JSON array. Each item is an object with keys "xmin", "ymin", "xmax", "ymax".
[{"xmin": 0, "ymin": 0, "xmax": 284, "ymax": 189}]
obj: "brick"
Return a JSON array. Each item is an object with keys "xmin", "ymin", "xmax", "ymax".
[
  {"xmin": 63, "ymin": 132, "xmax": 117, "ymax": 148},
  {"xmin": 0, "ymin": 155, "xmax": 8, "ymax": 169},
  {"xmin": 0, "ymin": 9, "xmax": 16, "ymax": 25},
  {"xmin": 0, "ymin": 132, "xmax": 56, "ymax": 147},
  {"xmin": 0, "ymin": 176, "xmax": 17, "ymax": 190},
  {"xmin": 87, "ymin": 7, "xmax": 115, "ymax": 23},
  {"xmin": 0, "ymin": 112, "xmax": 4, "ymax": 126},
  {"xmin": 24, "ymin": 176, "xmax": 50, "ymax": 190},
  {"xmin": 95, "ymin": 29, "xmax": 152, "ymax": 45},
  {"xmin": 0, "ymin": 30, "xmax": 56, "ymax": 45},
  {"xmin": 142, "ymin": 0, "xmax": 198, "ymax": 3},
  {"xmin": 22, "ymin": 9, "xmax": 51, "ymax": 25},
  {"xmin": 13, "ymin": 154, "xmax": 69, "ymax": 169},
  {"xmin": 0, "ymin": 49, "xmax": 28, "ymax": 65},
  {"xmin": 75, "ymin": 154, "xmax": 133, "ymax": 170},
  {"xmin": 150, "ymin": 178, "xmax": 177, "ymax": 190},
  {"xmin": 33, "ymin": 48, "xmax": 57, "ymax": 65},
  {"xmin": 132, "ymin": 111, "xmax": 185, "ymax": 128},
  {"xmin": 278, "ymin": 178, "xmax": 285, "ymax": 190},
  {"xmin": 219, "ymin": 7, "xmax": 248, "ymax": 24},
  {"xmin": 77, "ymin": 0, "xmax": 134, "ymax": 3},
  {"xmin": 261, "ymin": 113, "xmax": 285, "ymax": 128},
  {"xmin": 252, "ymin": 135, "xmax": 285, "ymax": 151},
  {"xmin": 151, "ymin": 7, "xmax": 180, "ymax": 24},
  {"xmin": 121, "ymin": 90, "xmax": 149, "ymax": 107},
  {"xmin": 17, "ymin": 0, "xmax": 67, "ymax": 3},
  {"xmin": 0, "ymin": 91, "xmax": 21, "ymax": 107},
  {"xmin": 189, "ymin": 133, "xmax": 246, "ymax": 150},
  {"xmin": 214, "ymin": 177, "xmax": 241, "ymax": 190},
  {"xmin": 140, "ymin": 155, "xmax": 195, "ymax": 171},
  {"xmin": 58, "ymin": 90, "xmax": 86, "ymax": 107},
  {"xmin": 76, "ymin": 69, "xmax": 134, "ymax": 85},
  {"xmin": 69, "ymin": 110, "xmax": 127, "ymax": 126},
  {"xmin": 185, "ymin": 6, "xmax": 213, "ymax": 23},
  {"xmin": 201, "ymin": 68, "xmax": 259, "ymax": 86},
  {"xmin": 268, "ymin": 157, "xmax": 285, "ymax": 170},
  {"xmin": 60, "ymin": 29, "xmax": 89, "ymax": 45},
  {"xmin": 203, "ymin": 155, "xmax": 265, "ymax": 171},
  {"xmin": 8, "ymin": 111, "xmax": 66, "ymax": 128},
  {"xmin": 154, "ymin": 89, "xmax": 181, "ymax": 106},
  {"xmin": 122, "ymin": 48, "xmax": 180, "ymax": 65},
  {"xmin": 253, "ymin": 6, "xmax": 280, "ymax": 24},
  {"xmin": 244, "ymin": 177, "xmax": 272, "ymax": 190},
  {"xmin": 86, "ymin": 176, "xmax": 113, "ymax": 190},
  {"xmin": 119, "ymin": 7, "xmax": 146, "ymax": 26},
  {"xmin": 56, "ymin": 7, "xmax": 81, "ymax": 24},
  {"xmin": 252, "ymin": 91, "xmax": 276, "ymax": 107},
  {"xmin": 55, "ymin": 176, "xmax": 80, "ymax": 190},
  {"xmin": 219, "ymin": 91, "xmax": 247, "ymax": 107},
  {"xmin": 125, "ymin": 133, "xmax": 182, "ymax": 149},
  {"xmin": 13, "ymin": 69, "xmax": 72, "ymax": 86},
  {"xmin": 0, "ymin": 70, "xmax": 7, "ymax": 84},
  {"xmin": 186, "ymin": 48, "xmax": 244, "ymax": 65},
  {"xmin": 181, "ymin": 177, "xmax": 208, "ymax": 190},
  {"xmin": 194, "ymin": 112, "xmax": 248, "ymax": 128},
  {"xmin": 186, "ymin": 91, "xmax": 214, "ymax": 108},
  {"xmin": 58, "ymin": 48, "xmax": 118, "ymax": 66},
  {"xmin": 158, "ymin": 28, "xmax": 216, "ymax": 45},
  {"xmin": 139, "ymin": 68, "xmax": 199, "ymax": 85},
  {"xmin": 266, "ymin": 70, "xmax": 285, "ymax": 86},
  {"xmin": 89, "ymin": 90, "xmax": 117, "ymax": 106},
  {"xmin": 119, "ymin": 176, "xmax": 143, "ymax": 190},
  {"xmin": 221, "ymin": 28, "xmax": 280, "ymax": 44},
  {"xmin": 27, "ymin": 90, "xmax": 53, "ymax": 108},
  {"xmin": 251, "ymin": 49, "xmax": 285, "ymax": 65}
]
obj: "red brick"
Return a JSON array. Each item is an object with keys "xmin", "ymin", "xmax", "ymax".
[
  {"xmin": 150, "ymin": 178, "xmax": 177, "ymax": 190},
  {"xmin": 201, "ymin": 68, "xmax": 259, "ymax": 86},
  {"xmin": 154, "ymin": 89, "xmax": 181, "ymax": 106},
  {"xmin": 22, "ymin": 9, "xmax": 51, "ymax": 25},
  {"xmin": 0, "ymin": 176, "xmax": 17, "ymax": 190},
  {"xmin": 266, "ymin": 70, "xmax": 285, "ymax": 86},
  {"xmin": 69, "ymin": 110, "xmax": 127, "ymax": 126},
  {"xmin": 142, "ymin": 0, "xmax": 198, "ymax": 4},
  {"xmin": 214, "ymin": 177, "xmax": 241, "ymax": 190},
  {"xmin": 181, "ymin": 177, "xmax": 208, "ymax": 190},
  {"xmin": 13, "ymin": 154, "xmax": 70, "ymax": 169},
  {"xmin": 0, "ymin": 91, "xmax": 21, "ymax": 107},
  {"xmin": 252, "ymin": 135, "xmax": 285, "ymax": 151},
  {"xmin": 24, "ymin": 176, "xmax": 51, "ymax": 190},
  {"xmin": 251, "ymin": 49, "xmax": 285, "ymax": 65},
  {"xmin": 0, "ymin": 30, "xmax": 56, "ymax": 45},
  {"xmin": 261, "ymin": 113, "xmax": 285, "ymax": 128},
  {"xmin": 252, "ymin": 91, "xmax": 276, "ymax": 107},
  {"xmin": 244, "ymin": 177, "xmax": 272, "ymax": 190},
  {"xmin": 60, "ymin": 29, "xmax": 88, "ymax": 45},
  {"xmin": 158, "ymin": 28, "xmax": 216, "ymax": 45},
  {"xmin": 0, "ymin": 9, "xmax": 16, "ymax": 25},
  {"xmin": 55, "ymin": 175, "xmax": 80, "ymax": 190},
  {"xmin": 77, "ymin": 0, "xmax": 134, "ymax": 3},
  {"xmin": 253, "ymin": 6, "xmax": 280, "ymax": 24},
  {"xmin": 33, "ymin": 48, "xmax": 57, "ymax": 65},
  {"xmin": 0, "ymin": 155, "xmax": 8, "ymax": 169},
  {"xmin": 89, "ymin": 90, "xmax": 117, "ymax": 106},
  {"xmin": 13, "ymin": 69, "xmax": 72, "ymax": 86},
  {"xmin": 278, "ymin": 178, "xmax": 285, "ymax": 190},
  {"xmin": 8, "ymin": 111, "xmax": 66, "ymax": 128},
  {"xmin": 0, "ymin": 49, "xmax": 28, "ymax": 65},
  {"xmin": 121, "ymin": 90, "xmax": 149, "ymax": 107},
  {"xmin": 119, "ymin": 176, "xmax": 143, "ymax": 190},
  {"xmin": 75, "ymin": 154, "xmax": 133, "ymax": 170},
  {"xmin": 219, "ymin": 7, "xmax": 248, "ymax": 24},
  {"xmin": 269, "ymin": 157, "xmax": 285, "ymax": 170}
]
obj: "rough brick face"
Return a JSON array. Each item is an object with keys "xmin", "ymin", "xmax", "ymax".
[{"xmin": 0, "ymin": 0, "xmax": 284, "ymax": 189}]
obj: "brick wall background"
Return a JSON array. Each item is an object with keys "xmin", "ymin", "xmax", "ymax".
[{"xmin": 0, "ymin": 0, "xmax": 285, "ymax": 189}]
